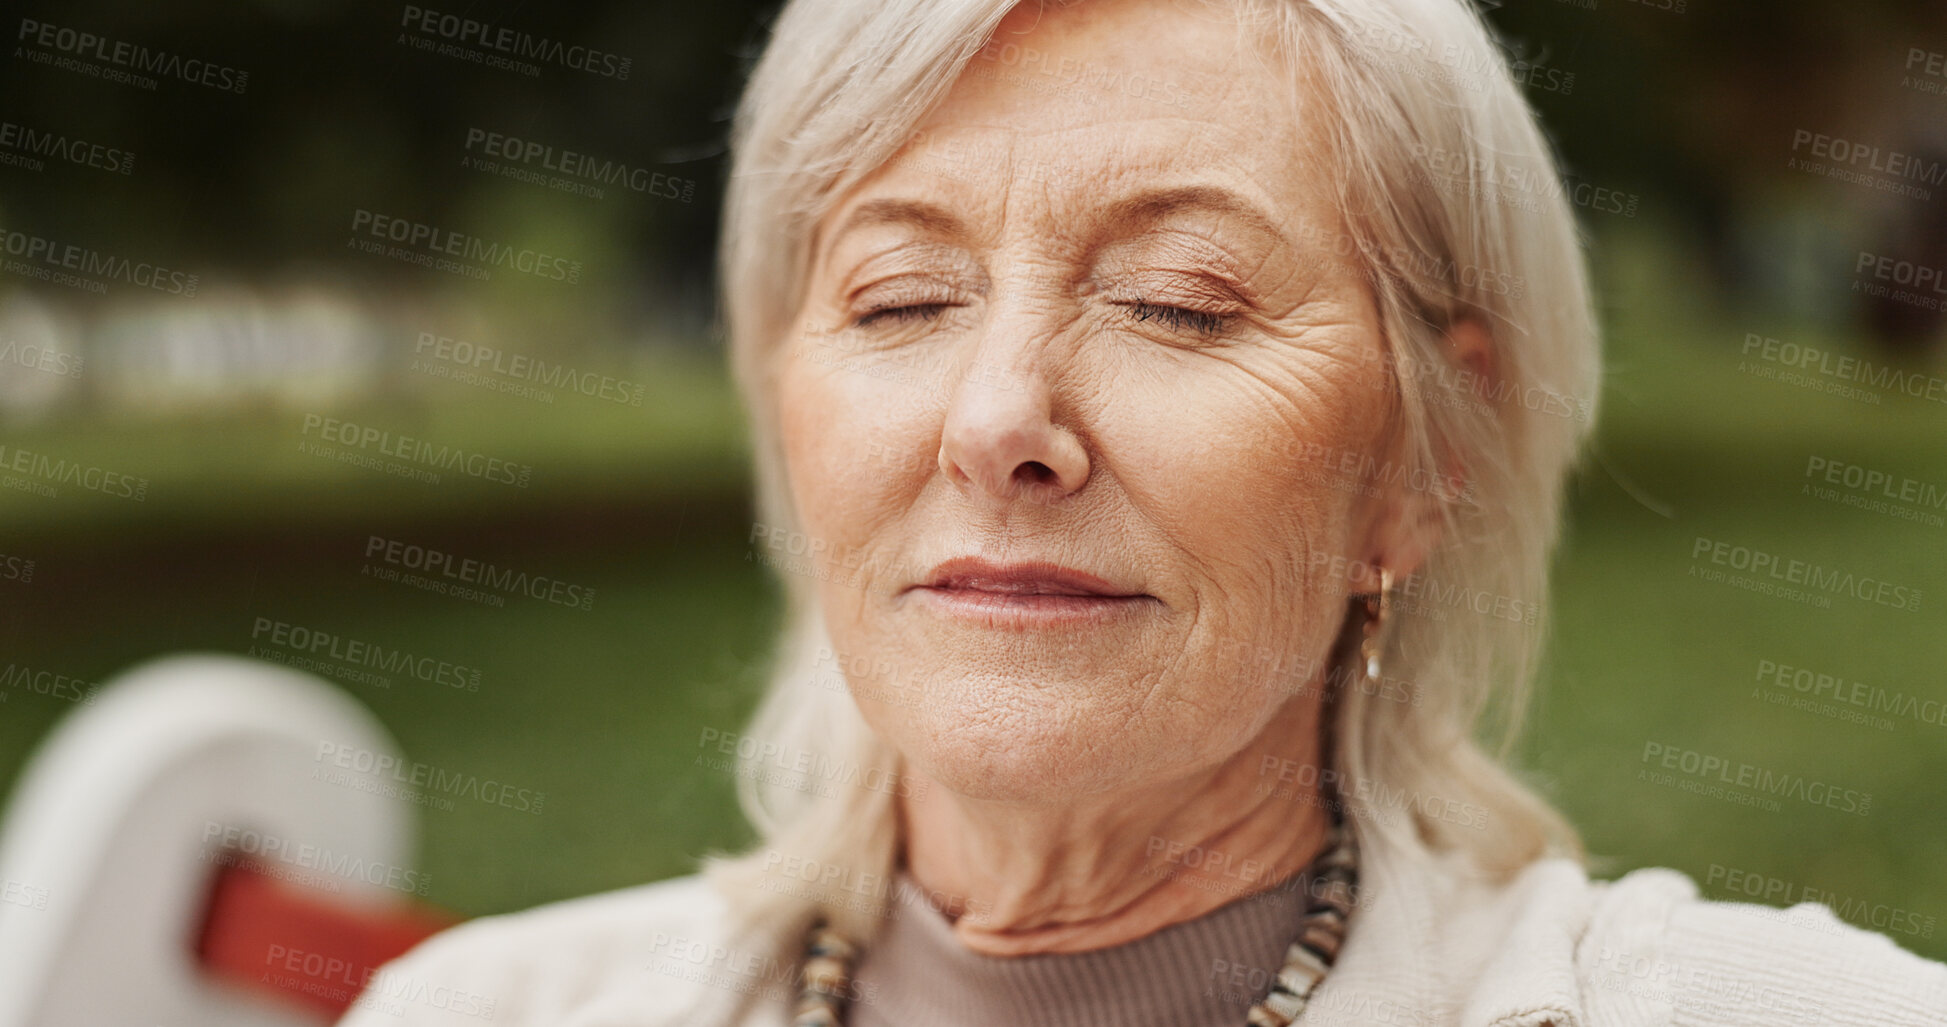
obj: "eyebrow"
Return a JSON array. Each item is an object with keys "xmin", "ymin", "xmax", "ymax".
[
  {"xmin": 828, "ymin": 198, "xmax": 969, "ymax": 246},
  {"xmin": 1098, "ymin": 185, "xmax": 1292, "ymax": 249}
]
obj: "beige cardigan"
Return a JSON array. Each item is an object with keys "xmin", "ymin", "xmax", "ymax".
[{"xmin": 333, "ymin": 848, "xmax": 1947, "ymax": 1026}]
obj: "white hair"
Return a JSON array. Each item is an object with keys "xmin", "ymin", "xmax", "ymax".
[{"xmin": 708, "ymin": 0, "xmax": 1602, "ymax": 944}]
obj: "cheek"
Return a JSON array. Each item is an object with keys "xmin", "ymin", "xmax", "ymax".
[
  {"xmin": 1088, "ymin": 341, "xmax": 1387, "ymax": 715},
  {"xmin": 777, "ymin": 346, "xmax": 925, "ymax": 546},
  {"xmin": 1103, "ymin": 348, "xmax": 1379, "ymax": 599},
  {"xmin": 776, "ymin": 342, "xmax": 951, "ymax": 637}
]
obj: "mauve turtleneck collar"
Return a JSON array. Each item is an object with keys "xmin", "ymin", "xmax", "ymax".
[{"xmin": 849, "ymin": 867, "xmax": 1319, "ymax": 1027}]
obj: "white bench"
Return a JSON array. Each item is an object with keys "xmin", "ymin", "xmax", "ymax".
[{"xmin": 0, "ymin": 653, "xmax": 445, "ymax": 1026}]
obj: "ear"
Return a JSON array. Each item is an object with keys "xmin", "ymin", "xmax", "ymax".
[
  {"xmin": 1358, "ymin": 314, "xmax": 1495, "ymax": 592},
  {"xmin": 1446, "ymin": 313, "xmax": 1494, "ymax": 391}
]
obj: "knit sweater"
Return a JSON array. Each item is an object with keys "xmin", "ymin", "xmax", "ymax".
[{"xmin": 333, "ymin": 849, "xmax": 1947, "ymax": 1027}]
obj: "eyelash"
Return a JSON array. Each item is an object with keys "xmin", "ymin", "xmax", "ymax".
[
  {"xmin": 1125, "ymin": 300, "xmax": 1228, "ymax": 337},
  {"xmin": 848, "ymin": 299, "xmax": 1230, "ymax": 338},
  {"xmin": 853, "ymin": 303, "xmax": 948, "ymax": 329}
]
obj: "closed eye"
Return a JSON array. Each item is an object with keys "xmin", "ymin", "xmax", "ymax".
[
  {"xmin": 1123, "ymin": 300, "xmax": 1228, "ymax": 337},
  {"xmin": 855, "ymin": 303, "xmax": 950, "ymax": 329}
]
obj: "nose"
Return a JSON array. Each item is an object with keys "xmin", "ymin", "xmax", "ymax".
[{"xmin": 936, "ymin": 348, "xmax": 1089, "ymax": 504}]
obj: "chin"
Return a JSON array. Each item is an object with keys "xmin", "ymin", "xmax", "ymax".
[
  {"xmin": 920, "ymin": 737, "xmax": 1131, "ymax": 804},
  {"xmin": 886, "ymin": 673, "xmax": 1184, "ymax": 804}
]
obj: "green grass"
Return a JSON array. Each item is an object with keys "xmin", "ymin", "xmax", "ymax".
[
  {"xmin": 0, "ymin": 499, "xmax": 778, "ymax": 916},
  {"xmin": 1528, "ymin": 246, "xmax": 1947, "ymax": 956}
]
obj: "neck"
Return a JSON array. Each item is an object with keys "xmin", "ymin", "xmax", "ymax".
[{"xmin": 899, "ymin": 696, "xmax": 1331, "ymax": 956}]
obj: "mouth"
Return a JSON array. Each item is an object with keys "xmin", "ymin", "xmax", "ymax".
[
  {"xmin": 916, "ymin": 557, "xmax": 1144, "ymax": 597},
  {"xmin": 905, "ymin": 557, "xmax": 1155, "ymax": 628}
]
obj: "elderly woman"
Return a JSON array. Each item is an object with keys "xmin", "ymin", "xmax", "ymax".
[{"xmin": 338, "ymin": 0, "xmax": 1947, "ymax": 1025}]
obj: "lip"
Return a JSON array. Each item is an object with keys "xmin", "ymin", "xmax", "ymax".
[
  {"xmin": 905, "ymin": 557, "xmax": 1155, "ymax": 629},
  {"xmin": 915, "ymin": 557, "xmax": 1141, "ymax": 597}
]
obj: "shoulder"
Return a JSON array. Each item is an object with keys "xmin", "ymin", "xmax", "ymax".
[
  {"xmin": 1575, "ymin": 864, "xmax": 1947, "ymax": 1027},
  {"xmin": 1373, "ymin": 852, "xmax": 1947, "ymax": 1027},
  {"xmin": 1466, "ymin": 858, "xmax": 1947, "ymax": 1027},
  {"xmin": 332, "ymin": 874, "xmax": 794, "ymax": 1027}
]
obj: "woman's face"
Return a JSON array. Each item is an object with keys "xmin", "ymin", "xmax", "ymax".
[{"xmin": 777, "ymin": 0, "xmax": 1406, "ymax": 802}]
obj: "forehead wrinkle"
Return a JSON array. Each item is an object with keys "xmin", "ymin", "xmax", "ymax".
[{"xmin": 990, "ymin": 113, "xmax": 1303, "ymax": 241}]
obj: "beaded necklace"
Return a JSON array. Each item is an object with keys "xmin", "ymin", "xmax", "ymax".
[{"xmin": 789, "ymin": 809, "xmax": 1360, "ymax": 1027}]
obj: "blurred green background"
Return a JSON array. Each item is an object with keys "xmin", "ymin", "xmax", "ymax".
[{"xmin": 2, "ymin": 0, "xmax": 1944, "ymax": 965}]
